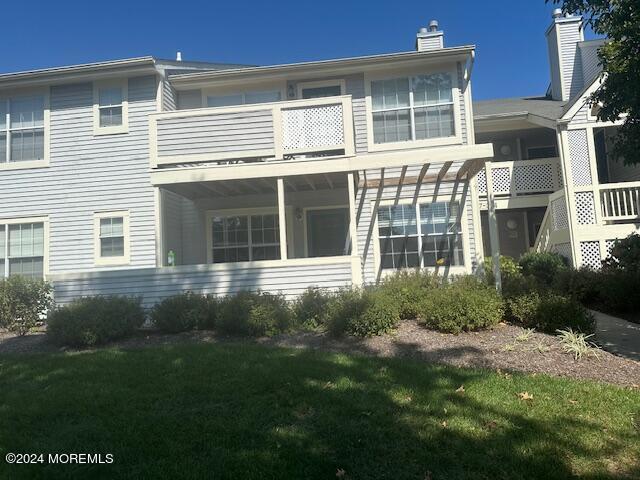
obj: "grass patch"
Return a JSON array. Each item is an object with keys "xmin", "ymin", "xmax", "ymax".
[{"xmin": 0, "ymin": 343, "xmax": 638, "ymax": 479}]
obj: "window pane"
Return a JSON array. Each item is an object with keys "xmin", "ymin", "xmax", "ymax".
[
  {"xmin": 213, "ymin": 246, "xmax": 250, "ymax": 263},
  {"xmin": 373, "ymin": 110, "xmax": 411, "ymax": 144},
  {"xmin": 101, "ymin": 237, "xmax": 124, "ymax": 257},
  {"xmin": 414, "ymin": 105, "xmax": 454, "ymax": 140},
  {"xmin": 100, "ymin": 217, "xmax": 124, "ymax": 237},
  {"xmin": 377, "ymin": 205, "xmax": 417, "ymax": 236},
  {"xmin": 379, "ymin": 236, "xmax": 420, "ymax": 269},
  {"xmin": 0, "ymin": 133, "xmax": 5, "ymax": 162},
  {"xmin": 99, "ymin": 87, "xmax": 123, "ymax": 107},
  {"xmin": 422, "ymin": 235, "xmax": 463, "ymax": 267},
  {"xmin": 10, "ymin": 128, "xmax": 44, "ymax": 162},
  {"xmin": 252, "ymin": 245, "xmax": 280, "ymax": 261},
  {"xmin": 244, "ymin": 90, "xmax": 281, "ymax": 104},
  {"xmin": 99, "ymin": 106, "xmax": 123, "ymax": 127},
  {"xmin": 0, "ymin": 101, "xmax": 6, "ymax": 130},
  {"xmin": 9, "ymin": 257, "xmax": 43, "ymax": 279},
  {"xmin": 211, "ymin": 216, "xmax": 249, "ymax": 248},
  {"xmin": 413, "ymin": 74, "xmax": 452, "ymax": 106},
  {"xmin": 207, "ymin": 94, "xmax": 245, "ymax": 107},
  {"xmin": 0, "ymin": 225, "xmax": 5, "ymax": 276},
  {"xmin": 301, "ymin": 85, "xmax": 342, "ymax": 99},
  {"xmin": 10, "ymin": 96, "xmax": 44, "ymax": 128},
  {"xmin": 9, "ymin": 223, "xmax": 44, "ymax": 258},
  {"xmin": 372, "ymin": 78, "xmax": 410, "ymax": 111}
]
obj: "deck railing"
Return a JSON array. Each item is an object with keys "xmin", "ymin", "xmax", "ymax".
[
  {"xmin": 149, "ymin": 96, "xmax": 355, "ymax": 167},
  {"xmin": 477, "ymin": 158, "xmax": 562, "ymax": 197},
  {"xmin": 599, "ymin": 181, "xmax": 640, "ymax": 222}
]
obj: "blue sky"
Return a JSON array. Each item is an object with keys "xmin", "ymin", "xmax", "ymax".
[{"xmin": 0, "ymin": 0, "xmax": 597, "ymax": 100}]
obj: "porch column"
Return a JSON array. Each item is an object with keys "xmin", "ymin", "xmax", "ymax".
[
  {"xmin": 484, "ymin": 161, "xmax": 502, "ymax": 292},
  {"xmin": 277, "ymin": 178, "xmax": 288, "ymax": 260},
  {"xmin": 347, "ymin": 172, "xmax": 359, "ymax": 256}
]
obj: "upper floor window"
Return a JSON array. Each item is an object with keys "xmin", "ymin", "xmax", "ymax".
[
  {"xmin": 0, "ymin": 221, "xmax": 45, "ymax": 279},
  {"xmin": 93, "ymin": 81, "xmax": 128, "ymax": 135},
  {"xmin": 94, "ymin": 211, "xmax": 130, "ymax": 265},
  {"xmin": 207, "ymin": 90, "xmax": 281, "ymax": 108},
  {"xmin": 0, "ymin": 96, "xmax": 45, "ymax": 164},
  {"xmin": 371, "ymin": 73, "xmax": 455, "ymax": 144}
]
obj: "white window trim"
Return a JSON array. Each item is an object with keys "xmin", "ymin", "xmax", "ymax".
[
  {"xmin": 93, "ymin": 80, "xmax": 129, "ymax": 136},
  {"xmin": 205, "ymin": 207, "xmax": 294, "ymax": 264},
  {"xmin": 0, "ymin": 216, "xmax": 50, "ymax": 279},
  {"xmin": 372, "ymin": 196, "xmax": 471, "ymax": 279},
  {"xmin": 0, "ymin": 89, "xmax": 50, "ymax": 170},
  {"xmin": 94, "ymin": 210, "xmax": 130, "ymax": 266},
  {"xmin": 296, "ymin": 80, "xmax": 346, "ymax": 99},
  {"xmin": 364, "ymin": 66, "xmax": 463, "ymax": 153},
  {"xmin": 201, "ymin": 82, "xmax": 287, "ymax": 108}
]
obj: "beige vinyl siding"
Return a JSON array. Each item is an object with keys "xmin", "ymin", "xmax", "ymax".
[
  {"xmin": 156, "ymin": 109, "xmax": 275, "ymax": 157},
  {"xmin": 162, "ymin": 80, "xmax": 177, "ymax": 111},
  {"xmin": 51, "ymin": 260, "xmax": 353, "ymax": 308},
  {"xmin": 0, "ymin": 75, "xmax": 158, "ymax": 274},
  {"xmin": 558, "ymin": 22, "xmax": 584, "ymax": 100}
]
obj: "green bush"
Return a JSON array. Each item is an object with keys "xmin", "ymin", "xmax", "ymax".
[
  {"xmin": 519, "ymin": 252, "xmax": 568, "ymax": 284},
  {"xmin": 507, "ymin": 292, "xmax": 594, "ymax": 334},
  {"xmin": 247, "ymin": 293, "xmax": 294, "ymax": 337},
  {"xmin": 378, "ymin": 270, "xmax": 439, "ymax": 319},
  {"xmin": 324, "ymin": 288, "xmax": 371, "ymax": 337},
  {"xmin": 292, "ymin": 287, "xmax": 332, "ymax": 329},
  {"xmin": 596, "ymin": 269, "xmax": 640, "ymax": 314},
  {"xmin": 0, "ymin": 276, "xmax": 53, "ymax": 336},
  {"xmin": 217, "ymin": 291, "xmax": 293, "ymax": 337},
  {"xmin": 47, "ymin": 296, "xmax": 145, "ymax": 347},
  {"xmin": 151, "ymin": 292, "xmax": 217, "ymax": 333},
  {"xmin": 602, "ymin": 233, "xmax": 640, "ymax": 273},
  {"xmin": 417, "ymin": 278, "xmax": 503, "ymax": 334},
  {"xmin": 484, "ymin": 256, "xmax": 522, "ymax": 285},
  {"xmin": 347, "ymin": 291, "xmax": 400, "ymax": 337},
  {"xmin": 552, "ymin": 268, "xmax": 601, "ymax": 305}
]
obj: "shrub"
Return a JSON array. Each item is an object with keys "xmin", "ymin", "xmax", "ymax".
[
  {"xmin": 484, "ymin": 256, "xmax": 522, "ymax": 285},
  {"xmin": 47, "ymin": 296, "xmax": 145, "ymax": 347},
  {"xmin": 595, "ymin": 269, "xmax": 640, "ymax": 314},
  {"xmin": 417, "ymin": 278, "xmax": 503, "ymax": 334},
  {"xmin": 552, "ymin": 268, "xmax": 601, "ymax": 305},
  {"xmin": 518, "ymin": 252, "xmax": 568, "ymax": 284},
  {"xmin": 556, "ymin": 328, "xmax": 601, "ymax": 360},
  {"xmin": 509, "ymin": 293, "xmax": 595, "ymax": 334},
  {"xmin": 0, "ymin": 276, "xmax": 53, "ymax": 336},
  {"xmin": 324, "ymin": 288, "xmax": 371, "ymax": 337},
  {"xmin": 292, "ymin": 287, "xmax": 332, "ymax": 329},
  {"xmin": 602, "ymin": 233, "xmax": 640, "ymax": 273},
  {"xmin": 247, "ymin": 293, "xmax": 293, "ymax": 337},
  {"xmin": 378, "ymin": 270, "xmax": 439, "ymax": 319},
  {"xmin": 151, "ymin": 292, "xmax": 217, "ymax": 333},
  {"xmin": 347, "ymin": 291, "xmax": 400, "ymax": 337},
  {"xmin": 217, "ymin": 291, "xmax": 293, "ymax": 337}
]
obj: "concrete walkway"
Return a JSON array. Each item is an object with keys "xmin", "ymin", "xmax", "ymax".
[{"xmin": 592, "ymin": 310, "xmax": 640, "ymax": 361}]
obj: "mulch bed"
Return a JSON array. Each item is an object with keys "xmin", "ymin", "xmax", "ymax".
[{"xmin": 1, "ymin": 321, "xmax": 639, "ymax": 387}]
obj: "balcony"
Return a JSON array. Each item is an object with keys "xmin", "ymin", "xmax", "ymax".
[
  {"xmin": 149, "ymin": 96, "xmax": 355, "ymax": 168},
  {"xmin": 599, "ymin": 181, "xmax": 640, "ymax": 223},
  {"xmin": 477, "ymin": 158, "xmax": 562, "ymax": 197}
]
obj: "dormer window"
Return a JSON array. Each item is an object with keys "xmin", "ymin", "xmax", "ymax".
[
  {"xmin": 371, "ymin": 73, "xmax": 455, "ymax": 144},
  {"xmin": 93, "ymin": 80, "xmax": 128, "ymax": 135}
]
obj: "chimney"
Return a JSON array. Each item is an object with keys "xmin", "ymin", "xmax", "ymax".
[
  {"xmin": 176, "ymin": 51, "xmax": 182, "ymax": 62},
  {"xmin": 416, "ymin": 20, "xmax": 444, "ymax": 51},
  {"xmin": 546, "ymin": 10, "xmax": 584, "ymax": 101}
]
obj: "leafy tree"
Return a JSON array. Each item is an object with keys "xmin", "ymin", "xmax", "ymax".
[{"xmin": 548, "ymin": 0, "xmax": 640, "ymax": 165}]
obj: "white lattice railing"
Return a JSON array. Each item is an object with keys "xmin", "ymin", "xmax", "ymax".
[
  {"xmin": 477, "ymin": 158, "xmax": 562, "ymax": 197},
  {"xmin": 149, "ymin": 96, "xmax": 354, "ymax": 167},
  {"xmin": 599, "ymin": 181, "xmax": 640, "ymax": 222},
  {"xmin": 533, "ymin": 190, "xmax": 570, "ymax": 254}
]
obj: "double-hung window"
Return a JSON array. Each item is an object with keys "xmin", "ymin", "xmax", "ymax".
[
  {"xmin": 0, "ymin": 221, "xmax": 45, "ymax": 279},
  {"xmin": 377, "ymin": 201, "xmax": 463, "ymax": 270},
  {"xmin": 206, "ymin": 90, "xmax": 281, "ymax": 108},
  {"xmin": 211, "ymin": 213, "xmax": 280, "ymax": 263},
  {"xmin": 0, "ymin": 95, "xmax": 45, "ymax": 164},
  {"xmin": 94, "ymin": 211, "xmax": 130, "ymax": 265},
  {"xmin": 371, "ymin": 73, "xmax": 455, "ymax": 144},
  {"xmin": 94, "ymin": 81, "xmax": 128, "ymax": 134}
]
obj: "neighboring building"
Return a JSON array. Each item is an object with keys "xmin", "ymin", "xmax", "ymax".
[
  {"xmin": 0, "ymin": 12, "xmax": 636, "ymax": 307},
  {"xmin": 475, "ymin": 9, "xmax": 640, "ymax": 268}
]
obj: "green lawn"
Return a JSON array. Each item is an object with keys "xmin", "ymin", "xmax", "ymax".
[{"xmin": 0, "ymin": 343, "xmax": 638, "ymax": 480}]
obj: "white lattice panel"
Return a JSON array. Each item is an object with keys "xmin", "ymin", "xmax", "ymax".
[
  {"xmin": 575, "ymin": 191, "xmax": 596, "ymax": 224},
  {"xmin": 568, "ymin": 129, "xmax": 593, "ymax": 186},
  {"xmin": 513, "ymin": 164, "xmax": 554, "ymax": 192},
  {"xmin": 553, "ymin": 242, "xmax": 572, "ymax": 263},
  {"xmin": 281, "ymin": 104, "xmax": 344, "ymax": 151},
  {"xmin": 605, "ymin": 239, "xmax": 616, "ymax": 257},
  {"xmin": 551, "ymin": 198, "xmax": 569, "ymax": 230},
  {"xmin": 492, "ymin": 167, "xmax": 512, "ymax": 194},
  {"xmin": 580, "ymin": 241, "xmax": 601, "ymax": 269},
  {"xmin": 476, "ymin": 169, "xmax": 487, "ymax": 194},
  {"xmin": 557, "ymin": 163, "xmax": 564, "ymax": 188}
]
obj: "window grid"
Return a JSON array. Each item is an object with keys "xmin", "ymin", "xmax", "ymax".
[
  {"xmin": 98, "ymin": 87, "xmax": 124, "ymax": 128},
  {"xmin": 0, "ymin": 96, "xmax": 45, "ymax": 163},
  {"xmin": 2, "ymin": 222, "xmax": 45, "ymax": 279},
  {"xmin": 207, "ymin": 90, "xmax": 282, "ymax": 108},
  {"xmin": 211, "ymin": 214, "xmax": 280, "ymax": 264},
  {"xmin": 99, "ymin": 217, "xmax": 125, "ymax": 258},
  {"xmin": 371, "ymin": 74, "xmax": 455, "ymax": 144},
  {"xmin": 378, "ymin": 202, "xmax": 463, "ymax": 270}
]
